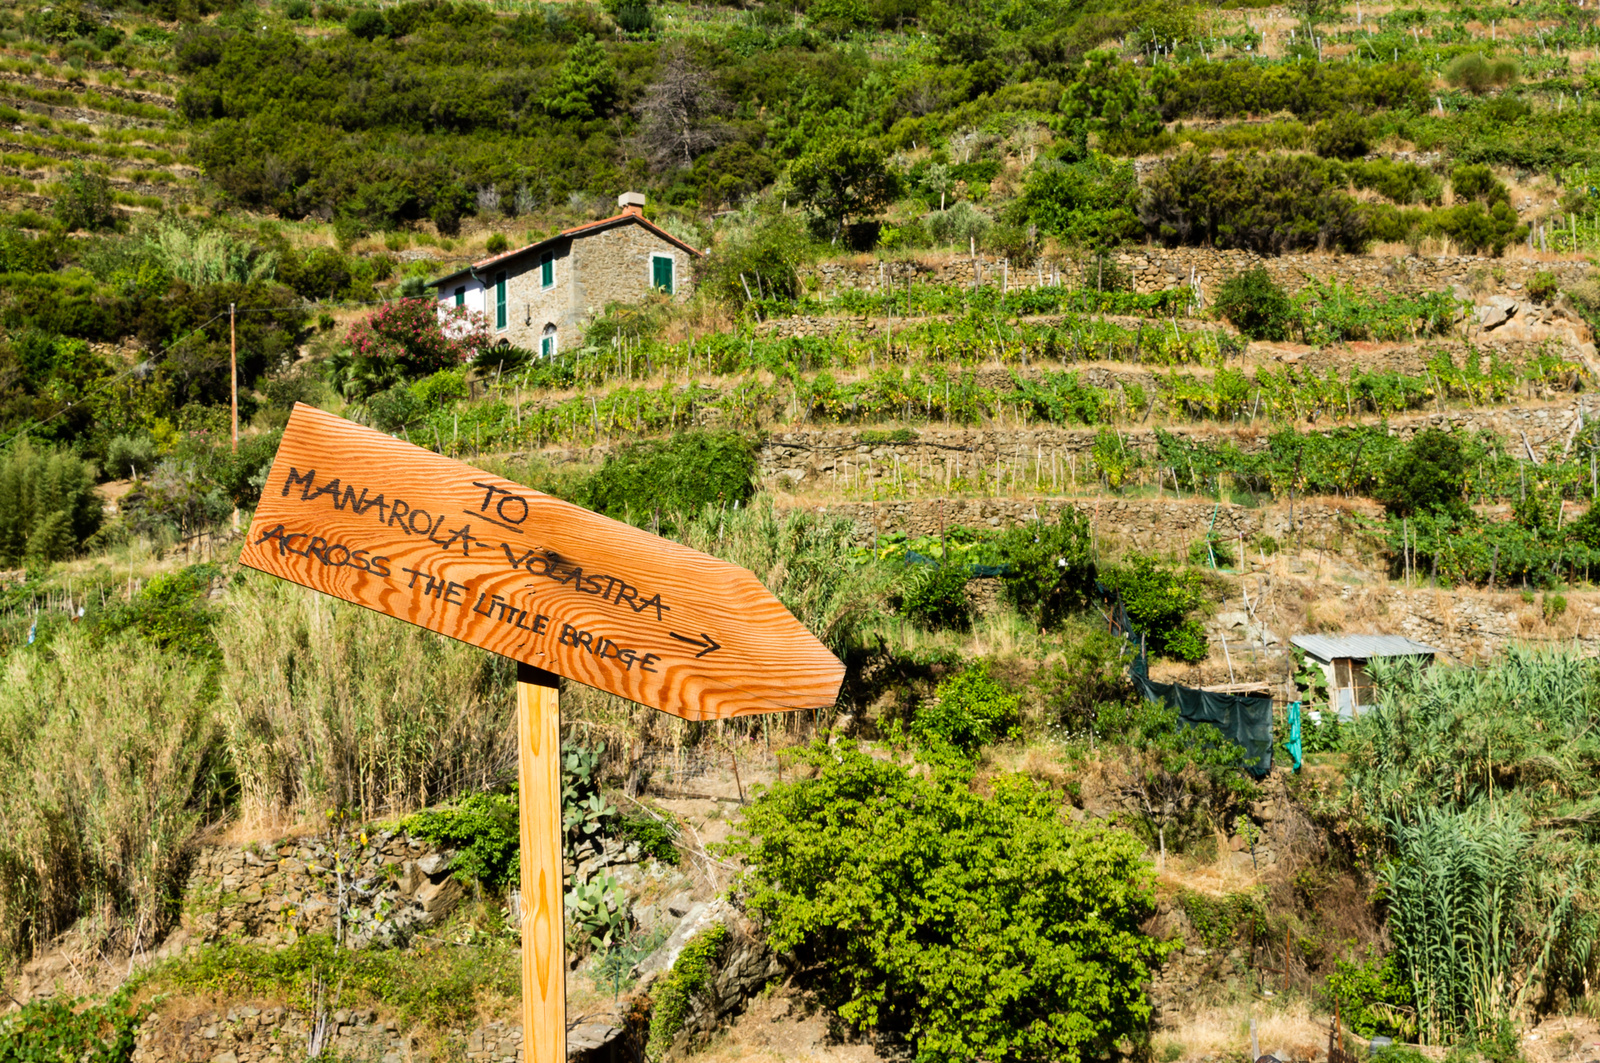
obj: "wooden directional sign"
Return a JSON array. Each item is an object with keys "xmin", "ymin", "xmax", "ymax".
[
  {"xmin": 241, "ymin": 403, "xmax": 844, "ymax": 1063},
  {"xmin": 240, "ymin": 403, "xmax": 845, "ymax": 719}
]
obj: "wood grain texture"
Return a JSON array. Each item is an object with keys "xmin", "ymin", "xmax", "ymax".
[
  {"xmin": 518, "ymin": 664, "xmax": 565, "ymax": 1063},
  {"xmin": 239, "ymin": 404, "xmax": 844, "ymax": 719}
]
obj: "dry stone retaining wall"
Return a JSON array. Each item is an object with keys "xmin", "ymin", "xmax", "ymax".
[{"xmin": 805, "ymin": 247, "xmax": 1592, "ymax": 299}]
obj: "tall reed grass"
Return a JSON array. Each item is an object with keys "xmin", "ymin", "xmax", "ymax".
[
  {"xmin": 0, "ymin": 629, "xmax": 221, "ymax": 964},
  {"xmin": 1356, "ymin": 648, "xmax": 1600, "ymax": 1041},
  {"xmin": 216, "ymin": 574, "xmax": 517, "ymax": 826}
]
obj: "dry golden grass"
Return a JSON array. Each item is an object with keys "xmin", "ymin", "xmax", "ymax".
[
  {"xmin": 1304, "ymin": 596, "xmax": 1348, "ymax": 633},
  {"xmin": 1151, "ymin": 998, "xmax": 1344, "ymax": 1062}
]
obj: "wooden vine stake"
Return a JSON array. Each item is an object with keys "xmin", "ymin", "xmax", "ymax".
[{"xmin": 241, "ymin": 405, "xmax": 846, "ymax": 1063}]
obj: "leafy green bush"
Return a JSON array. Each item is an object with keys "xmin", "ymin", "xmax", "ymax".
[
  {"xmin": 485, "ymin": 232, "xmax": 509, "ymax": 254},
  {"xmin": 1449, "ymin": 164, "xmax": 1510, "ymax": 206},
  {"xmin": 1213, "ymin": 267, "xmax": 1294, "ymax": 341},
  {"xmin": 618, "ymin": 813, "xmax": 679, "ymax": 865},
  {"xmin": 899, "ymin": 563, "xmax": 971, "ymax": 632},
  {"xmin": 1313, "ymin": 112, "xmax": 1369, "ymax": 160},
  {"xmin": 0, "ymin": 989, "xmax": 148, "ymax": 1063},
  {"xmin": 404, "ymin": 791, "xmax": 520, "ymax": 890},
  {"xmin": 726, "ymin": 743, "xmax": 1170, "ymax": 1063},
  {"xmin": 645, "ymin": 924, "xmax": 728, "ymax": 1061},
  {"xmin": 1377, "ymin": 428, "xmax": 1468, "ymax": 520},
  {"xmin": 1013, "ymin": 152, "xmax": 1142, "ymax": 249},
  {"xmin": 914, "ymin": 661, "xmax": 1019, "ymax": 755},
  {"xmin": 696, "ymin": 213, "xmax": 813, "ymax": 308},
  {"xmin": 995, "ymin": 509, "xmax": 1095, "ymax": 628},
  {"xmin": 1101, "ymin": 555, "xmax": 1209, "ymax": 663},
  {"xmin": 1444, "ymin": 54, "xmax": 1516, "ymax": 95},
  {"xmin": 53, "ymin": 162, "xmax": 116, "ymax": 233},
  {"xmin": 578, "ymin": 431, "xmax": 757, "ymax": 528},
  {"xmin": 0, "ymin": 441, "xmax": 103, "ymax": 568},
  {"xmin": 94, "ymin": 563, "xmax": 222, "ymax": 659},
  {"xmin": 1142, "ymin": 150, "xmax": 1368, "ymax": 254}
]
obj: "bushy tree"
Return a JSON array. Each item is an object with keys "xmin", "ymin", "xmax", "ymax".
[
  {"xmin": 540, "ymin": 34, "xmax": 618, "ymax": 120},
  {"xmin": 790, "ymin": 134, "xmax": 900, "ymax": 239},
  {"xmin": 1141, "ymin": 149, "xmax": 1369, "ymax": 254},
  {"xmin": 914, "ymin": 661, "xmax": 1019, "ymax": 755},
  {"xmin": 1013, "ymin": 153, "xmax": 1141, "ymax": 249},
  {"xmin": 899, "ymin": 563, "xmax": 972, "ymax": 632},
  {"xmin": 1213, "ymin": 267, "xmax": 1295, "ymax": 341},
  {"xmin": 1060, "ymin": 50, "xmax": 1162, "ymax": 146},
  {"xmin": 726, "ymin": 743, "xmax": 1171, "ymax": 1063},
  {"xmin": 1378, "ymin": 428, "xmax": 1469, "ymax": 520},
  {"xmin": 1100, "ymin": 554, "xmax": 1208, "ymax": 662},
  {"xmin": 53, "ymin": 162, "xmax": 116, "ymax": 233},
  {"xmin": 995, "ymin": 509, "xmax": 1096, "ymax": 628}
]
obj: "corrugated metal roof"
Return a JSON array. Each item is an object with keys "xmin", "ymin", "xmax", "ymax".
[{"xmin": 1290, "ymin": 634, "xmax": 1442, "ymax": 661}]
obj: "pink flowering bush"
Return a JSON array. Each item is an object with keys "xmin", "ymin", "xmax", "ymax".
[{"xmin": 346, "ymin": 298, "xmax": 490, "ymax": 376}]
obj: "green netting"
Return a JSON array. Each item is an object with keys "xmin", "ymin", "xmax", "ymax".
[{"xmin": 1103, "ymin": 583, "xmax": 1274, "ymax": 777}]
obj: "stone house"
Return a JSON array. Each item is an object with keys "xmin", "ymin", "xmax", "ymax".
[{"xmin": 430, "ymin": 192, "xmax": 704, "ymax": 357}]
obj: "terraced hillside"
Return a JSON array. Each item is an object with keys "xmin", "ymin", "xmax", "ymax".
[{"xmin": 4, "ymin": 0, "xmax": 1600, "ymax": 1061}]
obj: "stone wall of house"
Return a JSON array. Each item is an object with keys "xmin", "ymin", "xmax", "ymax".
[
  {"xmin": 477, "ymin": 218, "xmax": 698, "ymax": 355},
  {"xmin": 803, "ymin": 246, "xmax": 1594, "ymax": 300}
]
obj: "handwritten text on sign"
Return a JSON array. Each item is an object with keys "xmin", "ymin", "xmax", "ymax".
[{"xmin": 239, "ymin": 404, "xmax": 845, "ymax": 719}]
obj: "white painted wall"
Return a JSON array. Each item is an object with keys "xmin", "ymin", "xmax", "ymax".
[{"xmin": 436, "ymin": 279, "xmax": 485, "ymax": 319}]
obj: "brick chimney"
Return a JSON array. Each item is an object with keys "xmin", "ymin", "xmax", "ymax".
[{"xmin": 617, "ymin": 191, "xmax": 646, "ymax": 216}]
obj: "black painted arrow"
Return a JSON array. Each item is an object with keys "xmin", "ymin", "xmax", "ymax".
[{"xmin": 668, "ymin": 631, "xmax": 722, "ymax": 658}]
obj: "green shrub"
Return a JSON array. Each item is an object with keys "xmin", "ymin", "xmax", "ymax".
[
  {"xmin": 403, "ymin": 791, "xmax": 520, "ymax": 890},
  {"xmin": 1377, "ymin": 428, "xmax": 1468, "ymax": 520},
  {"xmin": 915, "ymin": 661, "xmax": 1019, "ymax": 755},
  {"xmin": 1444, "ymin": 54, "xmax": 1516, "ymax": 95},
  {"xmin": 52, "ymin": 162, "xmax": 116, "ymax": 233},
  {"xmin": 0, "ymin": 989, "xmax": 148, "ymax": 1062},
  {"xmin": 1143, "ymin": 150, "xmax": 1368, "ymax": 254},
  {"xmin": 1013, "ymin": 151, "xmax": 1142, "ymax": 249},
  {"xmin": 617, "ymin": 813, "xmax": 680, "ymax": 865},
  {"xmin": 485, "ymin": 232, "xmax": 509, "ymax": 254},
  {"xmin": 1527, "ymin": 271, "xmax": 1559, "ymax": 304},
  {"xmin": 645, "ymin": 924, "xmax": 728, "ymax": 1061},
  {"xmin": 1313, "ymin": 113, "xmax": 1369, "ymax": 160},
  {"xmin": 696, "ymin": 212, "xmax": 814, "ymax": 308},
  {"xmin": 93, "ymin": 563, "xmax": 221, "ymax": 658},
  {"xmin": 726, "ymin": 743, "xmax": 1171, "ymax": 1063},
  {"xmin": 1541, "ymin": 593, "xmax": 1567, "ymax": 623},
  {"xmin": 578, "ymin": 431, "xmax": 758, "ymax": 529},
  {"xmin": 994, "ymin": 509, "xmax": 1096, "ymax": 628},
  {"xmin": 899, "ymin": 563, "xmax": 971, "ymax": 632},
  {"xmin": 1213, "ymin": 267, "xmax": 1294, "ymax": 341},
  {"xmin": 1100, "ymin": 555, "xmax": 1208, "ymax": 663},
  {"xmin": 0, "ymin": 441, "xmax": 104, "ymax": 568},
  {"xmin": 1449, "ymin": 164, "xmax": 1510, "ymax": 206}
]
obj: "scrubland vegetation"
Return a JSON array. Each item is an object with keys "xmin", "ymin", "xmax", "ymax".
[{"xmin": 3, "ymin": 0, "xmax": 1600, "ymax": 1057}]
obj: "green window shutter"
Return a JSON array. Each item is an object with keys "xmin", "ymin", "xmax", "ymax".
[
  {"xmin": 652, "ymin": 256, "xmax": 673, "ymax": 295},
  {"xmin": 495, "ymin": 272, "xmax": 507, "ymax": 329},
  {"xmin": 541, "ymin": 336, "xmax": 553, "ymax": 359},
  {"xmin": 541, "ymin": 254, "xmax": 553, "ymax": 288},
  {"xmin": 454, "ymin": 286, "xmax": 465, "ymax": 307}
]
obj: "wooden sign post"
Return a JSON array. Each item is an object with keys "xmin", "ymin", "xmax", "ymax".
[{"xmin": 241, "ymin": 404, "xmax": 845, "ymax": 1062}]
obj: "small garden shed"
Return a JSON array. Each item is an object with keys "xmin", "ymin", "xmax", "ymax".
[{"xmin": 1290, "ymin": 634, "xmax": 1441, "ymax": 719}]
